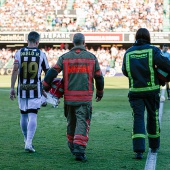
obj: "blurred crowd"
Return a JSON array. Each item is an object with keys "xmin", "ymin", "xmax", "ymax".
[
  {"xmin": 0, "ymin": 0, "xmax": 164, "ymax": 32},
  {"xmin": 0, "ymin": 48, "xmax": 15, "ymax": 68},
  {"xmin": 1, "ymin": 44, "xmax": 169, "ymax": 76},
  {"xmin": 0, "ymin": 45, "xmax": 125, "ymax": 76},
  {"xmin": 73, "ymin": 0, "xmax": 164, "ymax": 32},
  {"xmin": 0, "ymin": 0, "xmax": 68, "ymax": 32}
]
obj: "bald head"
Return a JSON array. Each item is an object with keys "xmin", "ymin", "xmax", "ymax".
[{"xmin": 73, "ymin": 33, "xmax": 85, "ymax": 46}]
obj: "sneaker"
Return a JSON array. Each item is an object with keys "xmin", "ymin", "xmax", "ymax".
[
  {"xmin": 75, "ymin": 153, "xmax": 87, "ymax": 162},
  {"xmin": 25, "ymin": 144, "xmax": 35, "ymax": 153},
  {"xmin": 135, "ymin": 152, "xmax": 143, "ymax": 159}
]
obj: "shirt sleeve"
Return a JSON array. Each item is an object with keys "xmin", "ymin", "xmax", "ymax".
[
  {"xmin": 154, "ymin": 47, "xmax": 170, "ymax": 72},
  {"xmin": 42, "ymin": 52, "xmax": 50, "ymax": 72},
  {"xmin": 122, "ymin": 53, "xmax": 128, "ymax": 77},
  {"xmin": 56, "ymin": 55, "xmax": 63, "ymax": 70},
  {"xmin": 14, "ymin": 50, "xmax": 20, "ymax": 65}
]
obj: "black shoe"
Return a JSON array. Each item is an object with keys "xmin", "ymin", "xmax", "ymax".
[
  {"xmin": 41, "ymin": 102, "xmax": 47, "ymax": 107},
  {"xmin": 135, "ymin": 152, "xmax": 143, "ymax": 159},
  {"xmin": 70, "ymin": 148, "xmax": 75, "ymax": 155},
  {"xmin": 75, "ymin": 153, "xmax": 87, "ymax": 162},
  {"xmin": 151, "ymin": 147, "xmax": 159, "ymax": 153}
]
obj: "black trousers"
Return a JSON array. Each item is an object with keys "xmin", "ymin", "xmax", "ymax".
[{"xmin": 128, "ymin": 92, "xmax": 160, "ymax": 153}]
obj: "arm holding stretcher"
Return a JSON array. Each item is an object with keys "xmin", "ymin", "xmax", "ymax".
[
  {"xmin": 42, "ymin": 68, "xmax": 59, "ymax": 91},
  {"xmin": 42, "ymin": 65, "xmax": 63, "ymax": 108}
]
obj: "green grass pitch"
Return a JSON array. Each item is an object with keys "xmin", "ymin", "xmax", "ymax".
[{"xmin": 0, "ymin": 75, "xmax": 170, "ymax": 170}]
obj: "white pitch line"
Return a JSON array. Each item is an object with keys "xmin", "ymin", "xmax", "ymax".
[
  {"xmin": 144, "ymin": 86, "xmax": 166, "ymax": 170},
  {"xmin": 0, "ymin": 89, "xmax": 10, "ymax": 91},
  {"xmin": 144, "ymin": 149, "xmax": 158, "ymax": 170}
]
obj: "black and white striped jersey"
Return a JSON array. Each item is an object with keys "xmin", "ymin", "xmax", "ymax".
[{"xmin": 14, "ymin": 47, "xmax": 49, "ymax": 98}]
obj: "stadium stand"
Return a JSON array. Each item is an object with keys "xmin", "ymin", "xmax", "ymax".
[
  {"xmin": 0, "ymin": 0, "xmax": 169, "ymax": 75},
  {"xmin": 0, "ymin": 0, "xmax": 167, "ymax": 32},
  {"xmin": 1, "ymin": 44, "xmax": 169, "ymax": 76},
  {"xmin": 0, "ymin": 46, "xmax": 124, "ymax": 76}
]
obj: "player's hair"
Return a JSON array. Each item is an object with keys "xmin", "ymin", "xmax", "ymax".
[
  {"xmin": 135, "ymin": 28, "xmax": 150, "ymax": 43},
  {"xmin": 28, "ymin": 31, "xmax": 40, "ymax": 43},
  {"xmin": 73, "ymin": 33, "xmax": 85, "ymax": 46}
]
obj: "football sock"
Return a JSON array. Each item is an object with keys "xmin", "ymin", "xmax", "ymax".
[
  {"xmin": 20, "ymin": 114, "xmax": 28, "ymax": 143},
  {"xmin": 26, "ymin": 113, "xmax": 37, "ymax": 146}
]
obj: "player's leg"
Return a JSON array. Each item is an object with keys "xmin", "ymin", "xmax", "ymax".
[
  {"xmin": 25, "ymin": 111, "xmax": 37, "ymax": 152},
  {"xmin": 18, "ymin": 98, "xmax": 28, "ymax": 143},
  {"xmin": 64, "ymin": 105, "xmax": 76, "ymax": 154},
  {"xmin": 129, "ymin": 95, "xmax": 145, "ymax": 159},
  {"xmin": 145, "ymin": 93, "xmax": 160, "ymax": 153},
  {"xmin": 73, "ymin": 104, "xmax": 92, "ymax": 161},
  {"xmin": 20, "ymin": 111, "xmax": 28, "ymax": 143},
  {"xmin": 24, "ymin": 98, "xmax": 41, "ymax": 152}
]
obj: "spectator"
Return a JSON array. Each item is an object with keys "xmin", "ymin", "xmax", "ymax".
[
  {"xmin": 0, "ymin": 0, "xmax": 164, "ymax": 32},
  {"xmin": 0, "ymin": 45, "xmax": 126, "ymax": 76},
  {"xmin": 161, "ymin": 44, "xmax": 170, "ymax": 99}
]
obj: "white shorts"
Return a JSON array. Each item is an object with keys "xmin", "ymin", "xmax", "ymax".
[
  {"xmin": 41, "ymin": 95, "xmax": 47, "ymax": 104},
  {"xmin": 18, "ymin": 98, "xmax": 41, "ymax": 112}
]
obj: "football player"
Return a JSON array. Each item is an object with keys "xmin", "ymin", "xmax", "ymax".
[{"xmin": 10, "ymin": 31, "xmax": 50, "ymax": 152}]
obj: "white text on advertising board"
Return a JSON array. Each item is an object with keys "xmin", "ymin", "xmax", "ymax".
[
  {"xmin": 84, "ymin": 34, "xmax": 122, "ymax": 42},
  {"xmin": 0, "ymin": 34, "xmax": 24, "ymax": 41},
  {"xmin": 40, "ymin": 33, "xmax": 70, "ymax": 40}
]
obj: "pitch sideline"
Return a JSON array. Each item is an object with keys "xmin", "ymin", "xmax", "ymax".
[
  {"xmin": 144, "ymin": 86, "xmax": 166, "ymax": 170},
  {"xmin": 0, "ymin": 85, "xmax": 166, "ymax": 170}
]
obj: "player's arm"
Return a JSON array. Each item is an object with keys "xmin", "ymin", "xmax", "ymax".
[
  {"xmin": 44, "ymin": 69, "xmax": 49, "ymax": 75},
  {"xmin": 154, "ymin": 47, "xmax": 170, "ymax": 72},
  {"xmin": 42, "ymin": 64, "xmax": 62, "ymax": 91},
  {"xmin": 42, "ymin": 54, "xmax": 63, "ymax": 91},
  {"xmin": 94, "ymin": 69, "xmax": 104, "ymax": 102},
  {"xmin": 10, "ymin": 60, "xmax": 19, "ymax": 100},
  {"xmin": 42, "ymin": 52, "xmax": 50, "ymax": 75},
  {"xmin": 122, "ymin": 53, "xmax": 128, "ymax": 77}
]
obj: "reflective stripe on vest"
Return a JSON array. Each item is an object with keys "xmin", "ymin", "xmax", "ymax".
[
  {"xmin": 63, "ymin": 58, "xmax": 95, "ymax": 102},
  {"xmin": 148, "ymin": 109, "xmax": 160, "ymax": 138},
  {"xmin": 126, "ymin": 48, "xmax": 159, "ymax": 92},
  {"xmin": 132, "ymin": 133, "xmax": 146, "ymax": 139}
]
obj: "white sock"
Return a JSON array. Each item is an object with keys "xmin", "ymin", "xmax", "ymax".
[
  {"xmin": 26, "ymin": 113, "xmax": 37, "ymax": 146},
  {"xmin": 20, "ymin": 114, "xmax": 28, "ymax": 143}
]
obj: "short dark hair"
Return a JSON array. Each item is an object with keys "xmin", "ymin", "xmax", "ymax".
[
  {"xmin": 28, "ymin": 31, "xmax": 40, "ymax": 43},
  {"xmin": 135, "ymin": 28, "xmax": 151, "ymax": 43},
  {"xmin": 73, "ymin": 33, "xmax": 85, "ymax": 46}
]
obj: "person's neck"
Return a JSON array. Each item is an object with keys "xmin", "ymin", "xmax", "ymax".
[
  {"xmin": 27, "ymin": 45, "xmax": 37, "ymax": 48},
  {"xmin": 28, "ymin": 43, "xmax": 38, "ymax": 48}
]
